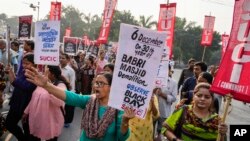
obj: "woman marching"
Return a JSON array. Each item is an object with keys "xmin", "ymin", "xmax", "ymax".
[
  {"xmin": 5, "ymin": 54, "xmax": 37, "ymax": 141},
  {"xmin": 162, "ymin": 83, "xmax": 228, "ymax": 141},
  {"xmin": 25, "ymin": 67, "xmax": 135, "ymax": 141},
  {"xmin": 23, "ymin": 66, "xmax": 70, "ymax": 141}
]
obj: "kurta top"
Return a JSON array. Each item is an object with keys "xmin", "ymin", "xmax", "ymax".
[{"xmin": 65, "ymin": 90, "xmax": 130, "ymax": 141}]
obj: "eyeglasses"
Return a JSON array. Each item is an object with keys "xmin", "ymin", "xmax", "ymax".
[{"xmin": 93, "ymin": 81, "xmax": 110, "ymax": 87}]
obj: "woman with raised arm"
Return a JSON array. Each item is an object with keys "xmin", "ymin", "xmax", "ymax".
[
  {"xmin": 25, "ymin": 67, "xmax": 135, "ymax": 141},
  {"xmin": 23, "ymin": 66, "xmax": 70, "ymax": 141}
]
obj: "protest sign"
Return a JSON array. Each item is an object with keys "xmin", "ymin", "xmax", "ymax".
[
  {"xmin": 18, "ymin": 15, "xmax": 32, "ymax": 39},
  {"xmin": 34, "ymin": 21, "xmax": 60, "ymax": 65},
  {"xmin": 108, "ymin": 24, "xmax": 166, "ymax": 118},
  {"xmin": 155, "ymin": 47, "xmax": 170, "ymax": 87},
  {"xmin": 63, "ymin": 37, "xmax": 78, "ymax": 56}
]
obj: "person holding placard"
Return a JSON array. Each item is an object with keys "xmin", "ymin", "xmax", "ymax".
[
  {"xmin": 5, "ymin": 54, "xmax": 37, "ymax": 141},
  {"xmin": 24, "ymin": 68, "xmax": 135, "ymax": 141}
]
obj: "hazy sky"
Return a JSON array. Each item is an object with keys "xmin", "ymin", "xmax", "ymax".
[{"xmin": 1, "ymin": 0, "xmax": 234, "ymax": 34}]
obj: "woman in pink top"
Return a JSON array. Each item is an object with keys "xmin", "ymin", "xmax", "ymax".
[{"xmin": 23, "ymin": 66, "xmax": 71, "ymax": 141}]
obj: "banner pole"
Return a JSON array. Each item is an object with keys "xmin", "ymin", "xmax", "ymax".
[
  {"xmin": 6, "ymin": 25, "xmax": 11, "ymax": 65},
  {"xmin": 216, "ymin": 94, "xmax": 232, "ymax": 141},
  {"xmin": 202, "ymin": 46, "xmax": 206, "ymax": 62}
]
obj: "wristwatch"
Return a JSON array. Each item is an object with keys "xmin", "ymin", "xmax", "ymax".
[{"xmin": 172, "ymin": 137, "xmax": 177, "ymax": 141}]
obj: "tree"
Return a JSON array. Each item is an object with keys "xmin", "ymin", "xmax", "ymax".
[
  {"xmin": 173, "ymin": 17, "xmax": 221, "ymax": 66},
  {"xmin": 82, "ymin": 13, "xmax": 101, "ymax": 40},
  {"xmin": 138, "ymin": 15, "xmax": 157, "ymax": 29},
  {"xmin": 60, "ymin": 6, "xmax": 85, "ymax": 40},
  {"xmin": 109, "ymin": 10, "xmax": 139, "ymax": 41}
]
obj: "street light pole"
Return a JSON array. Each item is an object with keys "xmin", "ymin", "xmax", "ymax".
[{"xmin": 30, "ymin": 2, "xmax": 40, "ymax": 21}]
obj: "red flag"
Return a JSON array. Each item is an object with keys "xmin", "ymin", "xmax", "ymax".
[
  {"xmin": 221, "ymin": 34, "xmax": 229, "ymax": 59},
  {"xmin": 97, "ymin": 0, "xmax": 117, "ymax": 44},
  {"xmin": 49, "ymin": 2, "xmax": 61, "ymax": 21},
  {"xmin": 65, "ymin": 27, "xmax": 71, "ymax": 37},
  {"xmin": 211, "ymin": 0, "xmax": 250, "ymax": 103},
  {"xmin": 157, "ymin": 3, "xmax": 176, "ymax": 59},
  {"xmin": 201, "ymin": 16, "xmax": 215, "ymax": 46}
]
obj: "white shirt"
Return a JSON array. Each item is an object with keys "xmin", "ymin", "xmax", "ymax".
[
  {"xmin": 61, "ymin": 64, "xmax": 76, "ymax": 92},
  {"xmin": 157, "ymin": 77, "xmax": 177, "ymax": 118}
]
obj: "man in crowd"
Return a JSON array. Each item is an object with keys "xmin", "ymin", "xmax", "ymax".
[
  {"xmin": 177, "ymin": 58, "xmax": 195, "ymax": 94},
  {"xmin": 180, "ymin": 61, "xmax": 207, "ymax": 104}
]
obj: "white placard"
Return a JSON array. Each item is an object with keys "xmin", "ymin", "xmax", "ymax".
[
  {"xmin": 155, "ymin": 47, "xmax": 170, "ymax": 87},
  {"xmin": 108, "ymin": 24, "xmax": 166, "ymax": 118},
  {"xmin": 34, "ymin": 21, "xmax": 60, "ymax": 65}
]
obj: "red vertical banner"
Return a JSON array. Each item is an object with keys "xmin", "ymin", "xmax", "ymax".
[
  {"xmin": 64, "ymin": 27, "xmax": 71, "ymax": 37},
  {"xmin": 221, "ymin": 34, "xmax": 229, "ymax": 58},
  {"xmin": 97, "ymin": 0, "xmax": 117, "ymax": 44},
  {"xmin": 201, "ymin": 16, "xmax": 215, "ymax": 46},
  {"xmin": 49, "ymin": 2, "xmax": 61, "ymax": 21},
  {"xmin": 211, "ymin": 0, "xmax": 250, "ymax": 103},
  {"xmin": 157, "ymin": 3, "xmax": 176, "ymax": 59}
]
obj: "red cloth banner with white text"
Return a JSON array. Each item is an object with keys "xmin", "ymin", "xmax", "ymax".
[
  {"xmin": 157, "ymin": 3, "xmax": 176, "ymax": 59},
  {"xmin": 201, "ymin": 16, "xmax": 215, "ymax": 46},
  {"xmin": 211, "ymin": 0, "xmax": 250, "ymax": 103},
  {"xmin": 97, "ymin": 0, "xmax": 117, "ymax": 44},
  {"xmin": 221, "ymin": 34, "xmax": 229, "ymax": 59},
  {"xmin": 64, "ymin": 27, "xmax": 71, "ymax": 37},
  {"xmin": 49, "ymin": 2, "xmax": 61, "ymax": 21}
]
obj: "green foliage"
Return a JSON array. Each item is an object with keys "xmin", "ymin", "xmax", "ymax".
[
  {"xmin": 0, "ymin": 5, "xmax": 222, "ymax": 65},
  {"xmin": 173, "ymin": 17, "xmax": 221, "ymax": 65}
]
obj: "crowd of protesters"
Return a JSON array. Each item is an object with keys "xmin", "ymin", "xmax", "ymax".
[{"xmin": 0, "ymin": 37, "xmax": 228, "ymax": 141}]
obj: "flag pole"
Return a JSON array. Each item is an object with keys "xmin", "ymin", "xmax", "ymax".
[
  {"xmin": 202, "ymin": 46, "xmax": 206, "ymax": 62},
  {"xmin": 6, "ymin": 25, "xmax": 11, "ymax": 65},
  {"xmin": 216, "ymin": 94, "xmax": 232, "ymax": 141}
]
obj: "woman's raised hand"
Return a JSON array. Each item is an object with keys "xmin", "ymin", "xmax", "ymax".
[{"xmin": 25, "ymin": 67, "xmax": 49, "ymax": 87}]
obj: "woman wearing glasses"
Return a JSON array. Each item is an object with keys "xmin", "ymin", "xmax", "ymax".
[{"xmin": 24, "ymin": 67, "xmax": 135, "ymax": 141}]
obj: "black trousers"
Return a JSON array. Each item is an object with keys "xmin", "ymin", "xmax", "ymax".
[
  {"xmin": 64, "ymin": 104, "xmax": 75, "ymax": 124},
  {"xmin": 5, "ymin": 108, "xmax": 29, "ymax": 141}
]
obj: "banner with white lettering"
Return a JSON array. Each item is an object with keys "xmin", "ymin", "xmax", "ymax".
[
  {"xmin": 63, "ymin": 37, "xmax": 78, "ymax": 56},
  {"xmin": 221, "ymin": 34, "xmax": 229, "ymax": 59},
  {"xmin": 211, "ymin": 0, "xmax": 250, "ymax": 103},
  {"xmin": 97, "ymin": 0, "xmax": 117, "ymax": 44},
  {"xmin": 49, "ymin": 2, "xmax": 61, "ymax": 21},
  {"xmin": 34, "ymin": 21, "xmax": 60, "ymax": 65},
  {"xmin": 201, "ymin": 16, "xmax": 215, "ymax": 46},
  {"xmin": 108, "ymin": 24, "xmax": 166, "ymax": 118},
  {"xmin": 18, "ymin": 15, "xmax": 32, "ymax": 39},
  {"xmin": 157, "ymin": 3, "xmax": 176, "ymax": 59}
]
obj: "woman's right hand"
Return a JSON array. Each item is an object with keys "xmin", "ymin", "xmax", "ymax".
[
  {"xmin": 122, "ymin": 107, "xmax": 135, "ymax": 121},
  {"xmin": 25, "ymin": 67, "xmax": 49, "ymax": 87}
]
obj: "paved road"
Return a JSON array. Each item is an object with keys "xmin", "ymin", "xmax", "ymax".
[{"xmin": 2, "ymin": 69, "xmax": 250, "ymax": 141}]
